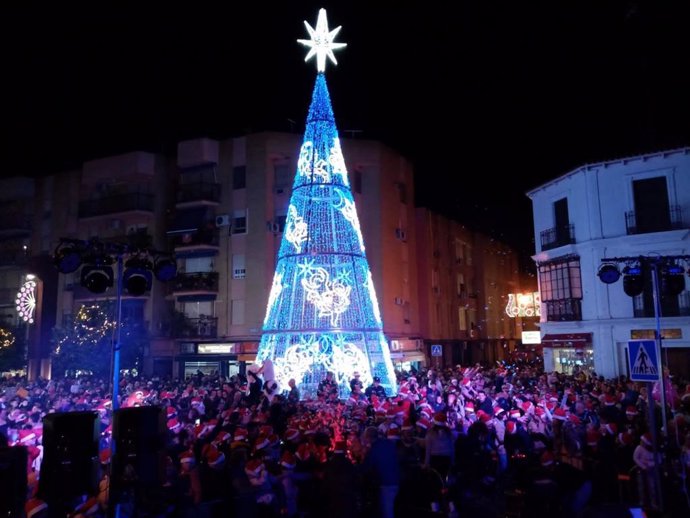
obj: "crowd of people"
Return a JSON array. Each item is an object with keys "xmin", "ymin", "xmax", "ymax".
[{"xmin": 1, "ymin": 359, "xmax": 689, "ymax": 518}]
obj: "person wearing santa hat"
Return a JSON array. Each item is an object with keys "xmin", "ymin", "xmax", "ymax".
[{"xmin": 633, "ymin": 432, "xmax": 660, "ymax": 510}]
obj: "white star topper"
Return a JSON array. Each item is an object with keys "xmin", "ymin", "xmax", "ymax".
[{"xmin": 297, "ymin": 8, "xmax": 347, "ymax": 72}]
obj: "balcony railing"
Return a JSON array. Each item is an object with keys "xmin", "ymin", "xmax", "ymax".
[
  {"xmin": 540, "ymin": 224, "xmax": 575, "ymax": 251},
  {"xmin": 177, "ymin": 182, "xmax": 221, "ymax": 204},
  {"xmin": 169, "ymin": 229, "xmax": 219, "ymax": 249},
  {"xmin": 79, "ymin": 193, "xmax": 155, "ymax": 218},
  {"xmin": 0, "ymin": 248, "xmax": 29, "ymax": 266},
  {"xmin": 544, "ymin": 298, "xmax": 582, "ymax": 321},
  {"xmin": 172, "ymin": 316, "xmax": 218, "ymax": 339},
  {"xmin": 169, "ymin": 272, "xmax": 219, "ymax": 294},
  {"xmin": 0, "ymin": 212, "xmax": 31, "ymax": 236},
  {"xmin": 625, "ymin": 205, "xmax": 684, "ymax": 235}
]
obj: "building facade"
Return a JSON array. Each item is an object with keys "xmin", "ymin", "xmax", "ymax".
[
  {"xmin": 2, "ymin": 132, "xmax": 528, "ymax": 380},
  {"xmin": 414, "ymin": 209, "xmax": 530, "ymax": 368},
  {"xmin": 528, "ymin": 147, "xmax": 690, "ymax": 379}
]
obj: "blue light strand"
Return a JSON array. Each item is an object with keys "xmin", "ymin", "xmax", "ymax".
[{"xmin": 257, "ymin": 73, "xmax": 397, "ymax": 399}]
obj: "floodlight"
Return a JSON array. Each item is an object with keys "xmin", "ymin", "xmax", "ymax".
[
  {"xmin": 597, "ymin": 263, "xmax": 621, "ymax": 284},
  {"xmin": 153, "ymin": 256, "xmax": 177, "ymax": 282},
  {"xmin": 622, "ymin": 265, "xmax": 645, "ymax": 297},
  {"xmin": 81, "ymin": 265, "xmax": 114, "ymax": 294}
]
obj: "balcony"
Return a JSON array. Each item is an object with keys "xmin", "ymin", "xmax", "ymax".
[
  {"xmin": 540, "ymin": 224, "xmax": 575, "ymax": 251},
  {"xmin": 168, "ymin": 272, "xmax": 219, "ymax": 296},
  {"xmin": 176, "ymin": 182, "xmax": 221, "ymax": 206},
  {"xmin": 169, "ymin": 228, "xmax": 219, "ymax": 250},
  {"xmin": 0, "ymin": 211, "xmax": 31, "ymax": 238},
  {"xmin": 79, "ymin": 193, "xmax": 154, "ymax": 218},
  {"xmin": 171, "ymin": 316, "xmax": 219, "ymax": 339},
  {"xmin": 0, "ymin": 246, "xmax": 29, "ymax": 267},
  {"xmin": 625, "ymin": 205, "xmax": 684, "ymax": 235},
  {"xmin": 544, "ymin": 298, "xmax": 582, "ymax": 321}
]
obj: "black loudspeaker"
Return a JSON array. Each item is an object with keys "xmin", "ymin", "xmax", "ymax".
[
  {"xmin": 112, "ymin": 406, "xmax": 166, "ymax": 497},
  {"xmin": 0, "ymin": 446, "xmax": 28, "ymax": 518},
  {"xmin": 38, "ymin": 411, "xmax": 99, "ymax": 509}
]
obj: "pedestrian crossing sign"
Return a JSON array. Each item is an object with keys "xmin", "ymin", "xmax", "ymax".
[{"xmin": 628, "ymin": 340, "xmax": 659, "ymax": 382}]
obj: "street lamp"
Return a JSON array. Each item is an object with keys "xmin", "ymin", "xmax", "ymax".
[
  {"xmin": 53, "ymin": 237, "xmax": 176, "ymax": 410},
  {"xmin": 600, "ymin": 254, "xmax": 690, "ymax": 513}
]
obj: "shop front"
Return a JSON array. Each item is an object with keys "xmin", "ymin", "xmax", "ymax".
[
  {"xmin": 175, "ymin": 341, "xmax": 258, "ymax": 379},
  {"xmin": 541, "ymin": 333, "xmax": 594, "ymax": 375},
  {"xmin": 389, "ymin": 339, "xmax": 426, "ymax": 373}
]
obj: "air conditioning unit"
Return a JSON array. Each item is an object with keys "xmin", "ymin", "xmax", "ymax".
[{"xmin": 215, "ymin": 214, "xmax": 231, "ymax": 227}]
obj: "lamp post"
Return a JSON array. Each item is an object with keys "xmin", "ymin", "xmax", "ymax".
[
  {"xmin": 599, "ymin": 254, "xmax": 690, "ymax": 513},
  {"xmin": 53, "ymin": 237, "xmax": 177, "ymax": 408}
]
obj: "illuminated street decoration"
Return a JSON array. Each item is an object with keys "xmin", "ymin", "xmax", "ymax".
[
  {"xmin": 505, "ymin": 292, "xmax": 541, "ymax": 318},
  {"xmin": 257, "ymin": 10, "xmax": 396, "ymax": 398},
  {"xmin": 15, "ymin": 279, "xmax": 37, "ymax": 324},
  {"xmin": 284, "ymin": 205, "xmax": 309, "ymax": 252},
  {"xmin": 297, "ymin": 8, "xmax": 347, "ymax": 73}
]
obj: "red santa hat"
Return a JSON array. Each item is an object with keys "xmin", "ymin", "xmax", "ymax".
[
  {"xmin": 296, "ymin": 443, "xmax": 312, "ymax": 462},
  {"xmin": 625, "ymin": 406, "xmax": 638, "ymax": 417},
  {"xmin": 462, "ymin": 378, "xmax": 472, "ymax": 387},
  {"xmin": 477, "ymin": 410, "xmax": 491, "ymax": 423},
  {"xmin": 433, "ymin": 412, "xmax": 447, "ymax": 426},
  {"xmin": 281, "ymin": 451, "xmax": 297, "ymax": 469},
  {"xmin": 254, "ymin": 433, "xmax": 270, "ymax": 451},
  {"xmin": 25, "ymin": 497, "xmax": 48, "ymax": 518},
  {"xmin": 233, "ymin": 428, "xmax": 248, "ymax": 442},
  {"xmin": 245, "ymin": 459, "xmax": 264, "ymax": 477},
  {"xmin": 586, "ymin": 430, "xmax": 600, "ymax": 447},
  {"xmin": 99, "ymin": 448, "xmax": 111, "ymax": 465},
  {"xmin": 179, "ymin": 450, "xmax": 195, "ymax": 465},
  {"xmin": 604, "ymin": 423, "xmax": 618, "ymax": 436},
  {"xmin": 604, "ymin": 394, "xmax": 616, "ymax": 406},
  {"xmin": 618, "ymin": 432, "xmax": 634, "ymax": 446},
  {"xmin": 205, "ymin": 447, "xmax": 225, "ymax": 469},
  {"xmin": 284, "ymin": 428, "xmax": 300, "ymax": 442},
  {"xmin": 214, "ymin": 431, "xmax": 231, "ymax": 445},
  {"xmin": 167, "ymin": 418, "xmax": 181, "ymax": 433},
  {"xmin": 166, "ymin": 406, "xmax": 177, "ymax": 419},
  {"xmin": 416, "ymin": 417, "xmax": 431, "ymax": 430},
  {"xmin": 552, "ymin": 407, "xmax": 567, "ymax": 421},
  {"xmin": 540, "ymin": 451, "xmax": 555, "ymax": 466},
  {"xmin": 387, "ymin": 427, "xmax": 401, "ymax": 440},
  {"xmin": 509, "ymin": 409, "xmax": 521, "ymax": 419},
  {"xmin": 464, "ymin": 402, "xmax": 475, "ymax": 413},
  {"xmin": 506, "ymin": 421, "xmax": 517, "ymax": 434},
  {"xmin": 641, "ymin": 432, "xmax": 653, "ymax": 446}
]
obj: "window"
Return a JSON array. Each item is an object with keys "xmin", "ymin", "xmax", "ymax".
[
  {"xmin": 231, "ymin": 299, "xmax": 245, "ymax": 325},
  {"xmin": 456, "ymin": 273, "xmax": 465, "ymax": 297},
  {"xmin": 184, "ymin": 256, "xmax": 214, "ymax": 273},
  {"xmin": 274, "ymin": 164, "xmax": 291, "ymax": 193},
  {"xmin": 354, "ymin": 169, "xmax": 363, "ymax": 194},
  {"xmin": 538, "ymin": 255, "xmax": 583, "ymax": 321},
  {"xmin": 458, "ymin": 307, "xmax": 467, "ymax": 331},
  {"xmin": 232, "ymin": 209, "xmax": 247, "ymax": 234},
  {"xmin": 232, "ymin": 166, "xmax": 246, "ymax": 190},
  {"xmin": 232, "ymin": 254, "xmax": 246, "ymax": 279},
  {"xmin": 181, "ymin": 300, "xmax": 214, "ymax": 318},
  {"xmin": 395, "ymin": 228, "xmax": 407, "ymax": 241},
  {"xmin": 274, "ymin": 214, "xmax": 287, "ymax": 232}
]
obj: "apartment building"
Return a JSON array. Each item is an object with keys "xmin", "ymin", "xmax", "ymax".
[{"xmin": 414, "ymin": 208, "xmax": 529, "ymax": 368}]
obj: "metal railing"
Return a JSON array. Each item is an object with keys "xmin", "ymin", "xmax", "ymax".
[
  {"xmin": 169, "ymin": 271, "xmax": 219, "ymax": 293},
  {"xmin": 540, "ymin": 224, "xmax": 575, "ymax": 251},
  {"xmin": 544, "ymin": 298, "xmax": 582, "ymax": 321},
  {"xmin": 79, "ymin": 193, "xmax": 155, "ymax": 218},
  {"xmin": 177, "ymin": 182, "xmax": 221, "ymax": 204},
  {"xmin": 625, "ymin": 205, "xmax": 684, "ymax": 235}
]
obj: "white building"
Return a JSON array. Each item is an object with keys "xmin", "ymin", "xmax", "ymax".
[{"xmin": 527, "ymin": 147, "xmax": 690, "ymax": 379}]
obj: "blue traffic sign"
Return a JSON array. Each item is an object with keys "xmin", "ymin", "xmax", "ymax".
[
  {"xmin": 431, "ymin": 344, "xmax": 442, "ymax": 357},
  {"xmin": 628, "ymin": 340, "xmax": 659, "ymax": 382}
]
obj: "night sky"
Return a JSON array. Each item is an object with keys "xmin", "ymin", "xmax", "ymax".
[{"xmin": 5, "ymin": 2, "xmax": 689, "ymax": 266}]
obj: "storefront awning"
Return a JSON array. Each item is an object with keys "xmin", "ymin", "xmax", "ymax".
[
  {"xmin": 167, "ymin": 207, "xmax": 209, "ymax": 234},
  {"xmin": 541, "ymin": 333, "xmax": 592, "ymax": 347}
]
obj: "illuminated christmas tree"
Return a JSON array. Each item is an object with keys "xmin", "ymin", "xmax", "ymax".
[{"xmin": 256, "ymin": 9, "xmax": 397, "ymax": 399}]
